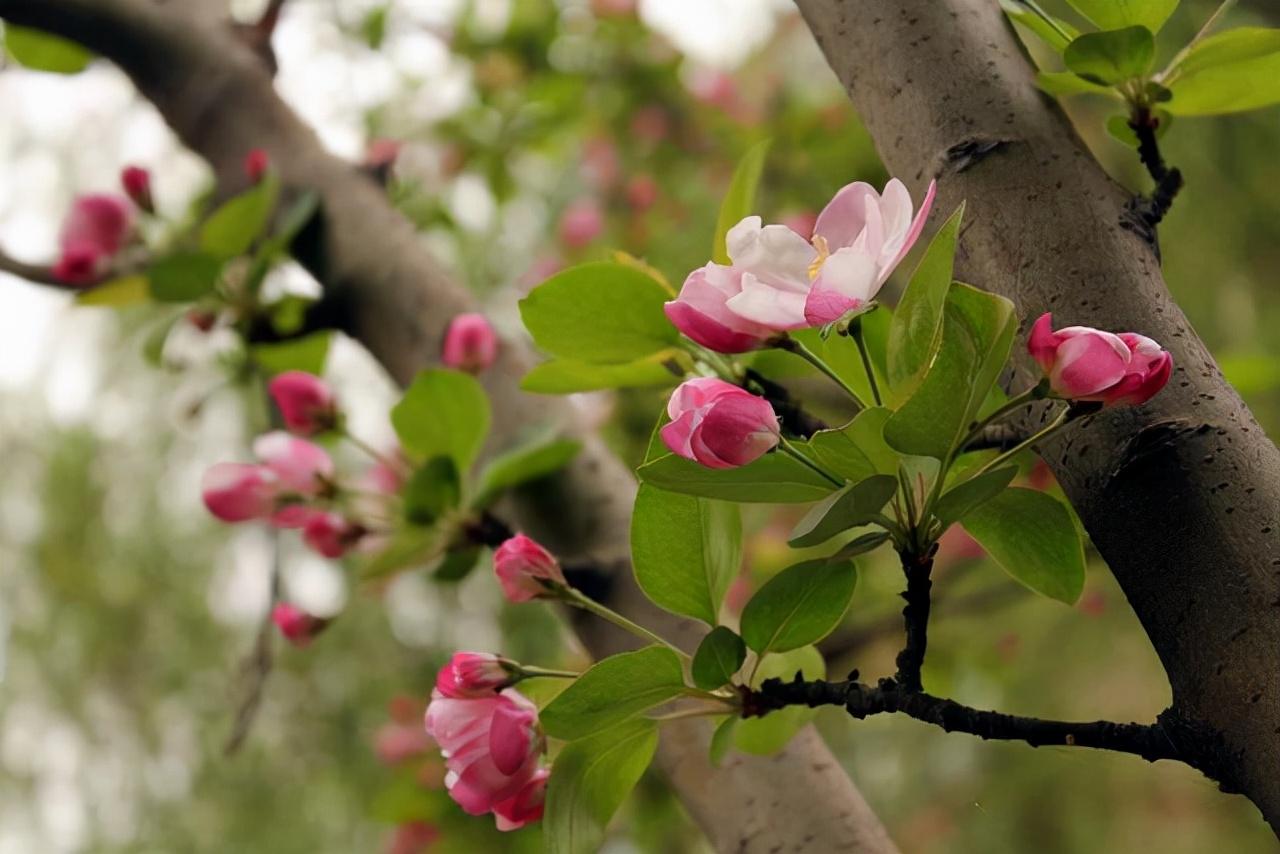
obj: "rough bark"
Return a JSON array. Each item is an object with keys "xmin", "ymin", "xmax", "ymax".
[
  {"xmin": 0, "ymin": 0, "xmax": 897, "ymax": 850},
  {"xmin": 796, "ymin": 0, "xmax": 1280, "ymax": 831}
]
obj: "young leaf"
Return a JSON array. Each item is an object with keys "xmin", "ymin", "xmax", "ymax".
[
  {"xmin": 1000, "ymin": 0, "xmax": 1077, "ymax": 53},
  {"xmin": 831, "ymin": 530, "xmax": 893, "ymax": 560},
  {"xmin": 637, "ymin": 452, "xmax": 836, "ymax": 504},
  {"xmin": 4, "ymin": 26, "xmax": 92, "ymax": 73},
  {"xmin": 391, "ymin": 369, "xmax": 491, "ymax": 472},
  {"xmin": 540, "ymin": 646, "xmax": 687, "ymax": 741},
  {"xmin": 472, "ymin": 436, "xmax": 581, "ymax": 509},
  {"xmin": 734, "ymin": 645, "xmax": 825, "ymax": 755},
  {"xmin": 886, "ymin": 203, "xmax": 964, "ymax": 397},
  {"xmin": 361, "ymin": 525, "xmax": 441, "ymax": 580},
  {"xmin": 402, "ymin": 456, "xmax": 461, "ymax": 524},
  {"xmin": 933, "ymin": 466, "xmax": 1018, "ymax": 529},
  {"xmin": 1064, "ymin": 27, "xmax": 1155, "ymax": 86},
  {"xmin": 148, "ymin": 252, "xmax": 222, "ymax": 302},
  {"xmin": 1064, "ymin": 0, "xmax": 1177, "ymax": 34},
  {"xmin": 788, "ymin": 474, "xmax": 897, "ymax": 548},
  {"xmin": 631, "ymin": 486, "xmax": 741, "ymax": 626},
  {"xmin": 1037, "ymin": 70, "xmax": 1119, "ymax": 97},
  {"xmin": 250, "ymin": 331, "xmax": 331, "ymax": 376},
  {"xmin": 544, "ymin": 718, "xmax": 658, "ymax": 854},
  {"xmin": 74, "ymin": 275, "xmax": 150, "ymax": 307},
  {"xmin": 691, "ymin": 627, "xmax": 747, "ymax": 690},
  {"xmin": 713, "ymin": 139, "xmax": 771, "ymax": 265},
  {"xmin": 521, "ymin": 352, "xmax": 685, "ymax": 394},
  {"xmin": 708, "ymin": 716, "xmax": 738, "ymax": 766},
  {"xmin": 433, "ymin": 547, "xmax": 480, "ymax": 582},
  {"xmin": 200, "ymin": 173, "xmax": 281, "ymax": 258},
  {"xmin": 739, "ymin": 559, "xmax": 857, "ymax": 654},
  {"xmin": 1166, "ymin": 28, "xmax": 1280, "ymax": 116},
  {"xmin": 961, "ymin": 488, "xmax": 1086, "ymax": 604},
  {"xmin": 803, "ymin": 407, "xmax": 898, "ymax": 482},
  {"xmin": 519, "ymin": 262, "xmax": 678, "ymax": 364}
]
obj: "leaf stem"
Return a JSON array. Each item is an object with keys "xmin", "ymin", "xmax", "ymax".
[
  {"xmin": 777, "ymin": 437, "xmax": 845, "ymax": 488},
  {"xmin": 968, "ymin": 407, "xmax": 1070, "ymax": 481},
  {"xmin": 850, "ymin": 322, "xmax": 882, "ymax": 406},
  {"xmin": 1159, "ymin": 0, "xmax": 1238, "ymax": 85},
  {"xmin": 563, "ymin": 588, "xmax": 691, "ymax": 662},
  {"xmin": 341, "ymin": 428, "xmax": 410, "ymax": 477},
  {"xmin": 516, "ymin": 665, "xmax": 581, "ymax": 680},
  {"xmin": 960, "ymin": 382, "xmax": 1046, "ymax": 450}
]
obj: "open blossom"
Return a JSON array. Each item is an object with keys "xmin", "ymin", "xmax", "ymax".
[
  {"xmin": 424, "ymin": 687, "xmax": 543, "ymax": 818},
  {"xmin": 664, "ymin": 179, "xmax": 934, "ymax": 350},
  {"xmin": 1028, "ymin": 313, "xmax": 1173, "ymax": 407},
  {"xmin": 661, "ymin": 378, "xmax": 779, "ymax": 469},
  {"xmin": 436, "ymin": 652, "xmax": 514, "ymax": 698},
  {"xmin": 53, "ymin": 193, "xmax": 134, "ymax": 285},
  {"xmin": 492, "ymin": 768, "xmax": 549, "ymax": 831},
  {"xmin": 272, "ymin": 603, "xmax": 327, "ymax": 647},
  {"xmin": 493, "ymin": 534, "xmax": 567, "ymax": 602},
  {"xmin": 268, "ymin": 371, "xmax": 338, "ymax": 435},
  {"xmin": 442, "ymin": 313, "xmax": 499, "ymax": 374}
]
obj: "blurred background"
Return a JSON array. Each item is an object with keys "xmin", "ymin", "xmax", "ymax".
[{"xmin": 0, "ymin": 0, "xmax": 1277, "ymax": 851}]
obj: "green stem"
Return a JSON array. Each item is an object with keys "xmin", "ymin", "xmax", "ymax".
[
  {"xmin": 961, "ymin": 383, "xmax": 1046, "ymax": 450},
  {"xmin": 564, "ymin": 589, "xmax": 691, "ymax": 662},
  {"xmin": 850, "ymin": 323, "xmax": 882, "ymax": 406},
  {"xmin": 1022, "ymin": 0, "xmax": 1072, "ymax": 42},
  {"xmin": 342, "ymin": 429, "xmax": 409, "ymax": 476},
  {"xmin": 968, "ymin": 408, "xmax": 1070, "ymax": 481},
  {"xmin": 517, "ymin": 665, "xmax": 580, "ymax": 680},
  {"xmin": 785, "ymin": 337, "xmax": 868, "ymax": 409},
  {"xmin": 649, "ymin": 703, "xmax": 737, "ymax": 723},
  {"xmin": 1159, "ymin": 0, "xmax": 1237, "ymax": 85},
  {"xmin": 778, "ymin": 437, "xmax": 844, "ymax": 488}
]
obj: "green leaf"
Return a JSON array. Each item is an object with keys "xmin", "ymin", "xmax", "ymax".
[
  {"xmin": 1037, "ymin": 70, "xmax": 1119, "ymax": 97},
  {"xmin": 788, "ymin": 475, "xmax": 897, "ymax": 548},
  {"xmin": 519, "ymin": 262, "xmax": 678, "ymax": 363},
  {"xmin": 708, "ymin": 716, "xmax": 738, "ymax": 766},
  {"xmin": 1064, "ymin": 0, "xmax": 1177, "ymax": 33},
  {"xmin": 884, "ymin": 283, "xmax": 1016, "ymax": 460},
  {"xmin": 402, "ymin": 457, "xmax": 461, "ymax": 524},
  {"xmin": 740, "ymin": 559, "xmax": 857, "ymax": 654},
  {"xmin": 4, "ymin": 26, "xmax": 91, "ymax": 73},
  {"xmin": 734, "ymin": 646, "xmax": 825, "ymax": 755},
  {"xmin": 74, "ymin": 275, "xmax": 150, "ymax": 307},
  {"xmin": 1166, "ymin": 28, "xmax": 1280, "ymax": 116},
  {"xmin": 1000, "ymin": 1, "xmax": 1078, "ymax": 52},
  {"xmin": 540, "ymin": 647, "xmax": 687, "ymax": 741},
  {"xmin": 1064, "ymin": 27, "xmax": 1155, "ymax": 86},
  {"xmin": 631, "ymin": 486, "xmax": 741, "ymax": 626},
  {"xmin": 886, "ymin": 203, "xmax": 964, "ymax": 397},
  {"xmin": 361, "ymin": 525, "xmax": 441, "ymax": 580},
  {"xmin": 691, "ymin": 627, "xmax": 747, "ymax": 690},
  {"xmin": 200, "ymin": 173, "xmax": 281, "ymax": 258},
  {"xmin": 933, "ymin": 466, "xmax": 1018, "ymax": 529},
  {"xmin": 250, "ymin": 331, "xmax": 331, "ymax": 376},
  {"xmin": 804, "ymin": 407, "xmax": 898, "ymax": 482},
  {"xmin": 544, "ymin": 719, "xmax": 658, "ymax": 854},
  {"xmin": 713, "ymin": 139, "xmax": 771, "ymax": 265},
  {"xmin": 433, "ymin": 547, "xmax": 480, "ymax": 582},
  {"xmin": 147, "ymin": 252, "xmax": 222, "ymax": 302},
  {"xmin": 391, "ymin": 369, "xmax": 491, "ymax": 472},
  {"xmin": 521, "ymin": 352, "xmax": 685, "ymax": 393},
  {"xmin": 637, "ymin": 452, "xmax": 836, "ymax": 504},
  {"xmin": 472, "ymin": 437, "xmax": 581, "ymax": 508},
  {"xmin": 831, "ymin": 530, "xmax": 893, "ymax": 560},
  {"xmin": 961, "ymin": 488, "xmax": 1086, "ymax": 604}
]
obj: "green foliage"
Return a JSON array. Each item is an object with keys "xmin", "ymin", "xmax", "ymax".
[
  {"xmin": 540, "ymin": 647, "xmax": 686, "ymax": 740},
  {"xmin": 712, "ymin": 139, "xmax": 771, "ymax": 264},
  {"xmin": 739, "ymin": 559, "xmax": 857, "ymax": 654},
  {"xmin": 200, "ymin": 173, "xmax": 281, "ymax": 258},
  {"xmin": 961, "ymin": 488, "xmax": 1086, "ymax": 604},
  {"xmin": 519, "ymin": 262, "xmax": 678, "ymax": 363},
  {"xmin": 831, "ymin": 530, "xmax": 893, "ymax": 560},
  {"xmin": 74, "ymin": 275, "xmax": 150, "ymax": 307},
  {"xmin": 391, "ymin": 369, "xmax": 491, "ymax": 471},
  {"xmin": 886, "ymin": 203, "xmax": 964, "ymax": 397},
  {"xmin": 1105, "ymin": 111, "xmax": 1172, "ymax": 147},
  {"xmin": 1036, "ymin": 70, "xmax": 1119, "ymax": 97},
  {"xmin": 803, "ymin": 407, "xmax": 898, "ymax": 481},
  {"xmin": 4, "ymin": 25, "xmax": 92, "ymax": 73},
  {"xmin": 708, "ymin": 716, "xmax": 738, "ymax": 766},
  {"xmin": 402, "ymin": 457, "xmax": 461, "ymax": 524},
  {"xmin": 734, "ymin": 646, "xmax": 825, "ymax": 755},
  {"xmin": 1000, "ymin": 1, "xmax": 1077, "ymax": 52},
  {"xmin": 1064, "ymin": 27, "xmax": 1156, "ymax": 86},
  {"xmin": 472, "ymin": 436, "xmax": 581, "ymax": 508},
  {"xmin": 521, "ymin": 353, "xmax": 685, "ymax": 393},
  {"xmin": 544, "ymin": 719, "xmax": 658, "ymax": 854},
  {"xmin": 637, "ymin": 452, "xmax": 836, "ymax": 503},
  {"xmin": 933, "ymin": 466, "xmax": 1018, "ymax": 529},
  {"xmin": 360, "ymin": 525, "xmax": 440, "ymax": 579},
  {"xmin": 631, "ymin": 485, "xmax": 741, "ymax": 626},
  {"xmin": 249, "ymin": 331, "xmax": 331, "ymax": 376},
  {"xmin": 788, "ymin": 474, "xmax": 897, "ymax": 548},
  {"xmin": 1166, "ymin": 28, "xmax": 1280, "ymax": 116},
  {"xmin": 691, "ymin": 627, "xmax": 747, "ymax": 690},
  {"xmin": 147, "ymin": 252, "xmax": 222, "ymax": 302},
  {"xmin": 1065, "ymin": 0, "xmax": 1178, "ymax": 34}
]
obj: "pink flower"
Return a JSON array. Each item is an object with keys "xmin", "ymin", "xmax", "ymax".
[
  {"xmin": 252, "ymin": 431, "xmax": 334, "ymax": 496},
  {"xmin": 245, "ymin": 148, "xmax": 270, "ymax": 182},
  {"xmin": 782, "ymin": 210, "xmax": 817, "ymax": 240},
  {"xmin": 493, "ymin": 534, "xmax": 567, "ymax": 603},
  {"xmin": 424, "ymin": 688, "xmax": 542, "ymax": 816},
  {"xmin": 201, "ymin": 463, "xmax": 278, "ymax": 522},
  {"xmin": 54, "ymin": 194, "xmax": 134, "ymax": 285},
  {"xmin": 302, "ymin": 511, "xmax": 362, "ymax": 558},
  {"xmin": 272, "ymin": 602, "xmax": 327, "ymax": 647},
  {"xmin": 441, "ymin": 313, "xmax": 499, "ymax": 374},
  {"xmin": 436, "ymin": 652, "xmax": 514, "ymax": 699},
  {"xmin": 268, "ymin": 371, "xmax": 338, "ymax": 435},
  {"xmin": 1027, "ymin": 313, "xmax": 1173, "ymax": 407},
  {"xmin": 661, "ymin": 378, "xmax": 779, "ymax": 469},
  {"xmin": 665, "ymin": 261, "xmax": 788, "ymax": 353},
  {"xmin": 558, "ymin": 199, "xmax": 604, "ymax": 249},
  {"xmin": 52, "ymin": 246, "xmax": 101, "ymax": 286},
  {"xmin": 492, "ymin": 768, "xmax": 549, "ymax": 831},
  {"xmin": 120, "ymin": 166, "xmax": 153, "ymax": 213},
  {"xmin": 387, "ymin": 821, "xmax": 439, "ymax": 854}
]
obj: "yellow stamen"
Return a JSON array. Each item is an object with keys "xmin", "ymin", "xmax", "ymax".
[{"xmin": 808, "ymin": 234, "xmax": 830, "ymax": 281}]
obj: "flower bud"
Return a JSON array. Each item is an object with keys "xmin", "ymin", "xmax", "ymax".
[
  {"xmin": 493, "ymin": 534, "xmax": 567, "ymax": 602},
  {"xmin": 661, "ymin": 378, "xmax": 779, "ymax": 469},
  {"xmin": 268, "ymin": 371, "xmax": 339, "ymax": 435},
  {"xmin": 54, "ymin": 193, "xmax": 134, "ymax": 285},
  {"xmin": 245, "ymin": 148, "xmax": 270, "ymax": 183},
  {"xmin": 120, "ymin": 166, "xmax": 154, "ymax": 213},
  {"xmin": 201, "ymin": 462, "xmax": 278, "ymax": 522},
  {"xmin": 252, "ymin": 431, "xmax": 334, "ymax": 496},
  {"xmin": 441, "ymin": 313, "xmax": 499, "ymax": 374},
  {"xmin": 302, "ymin": 511, "xmax": 363, "ymax": 558},
  {"xmin": 1027, "ymin": 313, "xmax": 1173, "ymax": 407},
  {"xmin": 435, "ymin": 652, "xmax": 516, "ymax": 698},
  {"xmin": 271, "ymin": 602, "xmax": 328, "ymax": 647}
]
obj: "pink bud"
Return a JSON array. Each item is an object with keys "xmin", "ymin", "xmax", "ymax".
[
  {"xmin": 626, "ymin": 174, "xmax": 659, "ymax": 211},
  {"xmin": 441, "ymin": 313, "xmax": 499, "ymax": 374},
  {"xmin": 435, "ymin": 652, "xmax": 514, "ymax": 699},
  {"xmin": 120, "ymin": 166, "xmax": 154, "ymax": 213},
  {"xmin": 252, "ymin": 431, "xmax": 334, "ymax": 496},
  {"xmin": 493, "ymin": 534, "xmax": 567, "ymax": 602},
  {"xmin": 201, "ymin": 462, "xmax": 278, "ymax": 522},
  {"xmin": 302, "ymin": 511, "xmax": 363, "ymax": 558},
  {"xmin": 268, "ymin": 371, "xmax": 338, "ymax": 435},
  {"xmin": 52, "ymin": 245, "xmax": 102, "ymax": 286},
  {"xmin": 558, "ymin": 199, "xmax": 604, "ymax": 249},
  {"xmin": 271, "ymin": 602, "xmax": 327, "ymax": 647},
  {"xmin": 492, "ymin": 767, "xmax": 549, "ymax": 831},
  {"xmin": 54, "ymin": 193, "xmax": 134, "ymax": 285},
  {"xmin": 661, "ymin": 378, "xmax": 779, "ymax": 469},
  {"xmin": 186, "ymin": 309, "xmax": 218, "ymax": 332},
  {"xmin": 245, "ymin": 148, "xmax": 270, "ymax": 183},
  {"xmin": 1027, "ymin": 313, "xmax": 1173, "ymax": 407}
]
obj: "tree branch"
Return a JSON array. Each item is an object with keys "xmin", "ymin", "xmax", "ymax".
[{"xmin": 892, "ymin": 550, "xmax": 933, "ymax": 692}]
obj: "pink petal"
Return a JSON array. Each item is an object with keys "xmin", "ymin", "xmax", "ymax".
[
  {"xmin": 488, "ymin": 702, "xmax": 535, "ymax": 776},
  {"xmin": 814, "ymin": 181, "xmax": 878, "ymax": 249},
  {"xmin": 724, "ymin": 272, "xmax": 809, "ymax": 329},
  {"xmin": 803, "ymin": 249, "xmax": 878, "ymax": 326},
  {"xmin": 724, "ymin": 218, "xmax": 815, "ymax": 291},
  {"xmin": 1050, "ymin": 333, "xmax": 1130, "ymax": 398}
]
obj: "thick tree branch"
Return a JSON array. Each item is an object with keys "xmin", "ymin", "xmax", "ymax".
[
  {"xmin": 892, "ymin": 551, "xmax": 933, "ymax": 692},
  {"xmin": 797, "ymin": 0, "xmax": 1280, "ymax": 830},
  {"xmin": 0, "ymin": 1, "xmax": 898, "ymax": 850}
]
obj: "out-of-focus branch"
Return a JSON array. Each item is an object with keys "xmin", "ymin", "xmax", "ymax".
[{"xmin": 0, "ymin": 247, "xmax": 79, "ymax": 289}]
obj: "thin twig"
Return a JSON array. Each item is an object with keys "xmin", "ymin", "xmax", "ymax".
[{"xmin": 224, "ymin": 532, "xmax": 281, "ymax": 755}]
